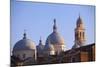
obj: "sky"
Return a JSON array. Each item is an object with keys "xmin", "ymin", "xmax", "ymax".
[{"xmin": 11, "ymin": 0, "xmax": 95, "ymax": 51}]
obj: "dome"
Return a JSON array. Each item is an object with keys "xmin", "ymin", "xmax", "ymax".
[
  {"xmin": 46, "ymin": 32, "xmax": 64, "ymax": 45},
  {"xmin": 46, "ymin": 19, "xmax": 65, "ymax": 45},
  {"xmin": 36, "ymin": 38, "xmax": 44, "ymax": 52},
  {"xmin": 13, "ymin": 32, "xmax": 36, "ymax": 51},
  {"xmin": 37, "ymin": 44, "xmax": 44, "ymax": 51}
]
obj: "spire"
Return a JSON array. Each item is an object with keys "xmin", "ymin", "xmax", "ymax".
[
  {"xmin": 39, "ymin": 36, "xmax": 42, "ymax": 44},
  {"xmin": 77, "ymin": 14, "xmax": 83, "ymax": 27},
  {"xmin": 78, "ymin": 14, "xmax": 81, "ymax": 22},
  {"xmin": 74, "ymin": 14, "xmax": 86, "ymax": 48},
  {"xmin": 79, "ymin": 13, "xmax": 80, "ymax": 19},
  {"xmin": 23, "ymin": 29, "xmax": 27, "ymax": 39},
  {"xmin": 53, "ymin": 19, "xmax": 57, "ymax": 32}
]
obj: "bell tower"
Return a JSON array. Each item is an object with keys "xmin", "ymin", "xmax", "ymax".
[{"xmin": 73, "ymin": 15, "xmax": 86, "ymax": 48}]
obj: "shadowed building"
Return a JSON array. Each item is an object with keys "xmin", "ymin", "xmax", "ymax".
[{"xmin": 61, "ymin": 43, "xmax": 95, "ymax": 63}]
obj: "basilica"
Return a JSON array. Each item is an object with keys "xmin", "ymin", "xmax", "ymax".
[{"xmin": 11, "ymin": 16, "xmax": 95, "ymax": 66}]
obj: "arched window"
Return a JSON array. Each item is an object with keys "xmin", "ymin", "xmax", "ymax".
[
  {"xmin": 75, "ymin": 32, "xmax": 77, "ymax": 39},
  {"xmin": 80, "ymin": 32, "xmax": 81, "ymax": 38},
  {"xmin": 83, "ymin": 32, "xmax": 84, "ymax": 38},
  {"xmin": 76, "ymin": 32, "xmax": 79, "ymax": 40}
]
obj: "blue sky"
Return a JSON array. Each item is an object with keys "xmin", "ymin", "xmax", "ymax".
[{"xmin": 11, "ymin": 1, "xmax": 95, "ymax": 51}]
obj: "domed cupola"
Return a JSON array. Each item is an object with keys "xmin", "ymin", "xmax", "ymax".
[
  {"xmin": 37, "ymin": 37, "xmax": 44, "ymax": 51},
  {"xmin": 12, "ymin": 31, "xmax": 36, "ymax": 62},
  {"xmin": 13, "ymin": 32, "xmax": 36, "ymax": 51},
  {"xmin": 36, "ymin": 37, "xmax": 44, "ymax": 57},
  {"xmin": 46, "ymin": 19, "xmax": 65, "ymax": 45},
  {"xmin": 45, "ymin": 19, "xmax": 65, "ymax": 55}
]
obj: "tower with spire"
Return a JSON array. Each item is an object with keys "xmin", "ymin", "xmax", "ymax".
[{"xmin": 72, "ymin": 15, "xmax": 86, "ymax": 48}]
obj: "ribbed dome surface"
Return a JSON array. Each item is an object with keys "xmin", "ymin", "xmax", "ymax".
[
  {"xmin": 13, "ymin": 32, "xmax": 36, "ymax": 51},
  {"xmin": 13, "ymin": 39, "xmax": 36, "ymax": 51},
  {"xmin": 46, "ymin": 31, "xmax": 64, "ymax": 45}
]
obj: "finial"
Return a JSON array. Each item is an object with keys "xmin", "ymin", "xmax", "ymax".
[
  {"xmin": 39, "ymin": 36, "xmax": 43, "ymax": 45},
  {"xmin": 39, "ymin": 36, "xmax": 42, "ymax": 43},
  {"xmin": 79, "ymin": 13, "xmax": 80, "ymax": 16},
  {"xmin": 79, "ymin": 13, "xmax": 81, "ymax": 19},
  {"xmin": 23, "ymin": 29, "xmax": 27, "ymax": 39},
  {"xmin": 53, "ymin": 18, "xmax": 57, "ymax": 32},
  {"xmin": 54, "ymin": 19, "xmax": 56, "ymax": 23}
]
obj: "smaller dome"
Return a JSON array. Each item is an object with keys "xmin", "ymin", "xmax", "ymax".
[
  {"xmin": 13, "ymin": 32, "xmax": 36, "ymax": 51},
  {"xmin": 44, "ymin": 40, "xmax": 54, "ymax": 51},
  {"xmin": 36, "ymin": 38, "xmax": 44, "ymax": 52},
  {"xmin": 13, "ymin": 39, "xmax": 36, "ymax": 51}
]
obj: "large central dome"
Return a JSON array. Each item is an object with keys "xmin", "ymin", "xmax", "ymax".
[
  {"xmin": 46, "ymin": 19, "xmax": 65, "ymax": 45},
  {"xmin": 46, "ymin": 32, "xmax": 64, "ymax": 45},
  {"xmin": 13, "ymin": 32, "xmax": 36, "ymax": 51}
]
